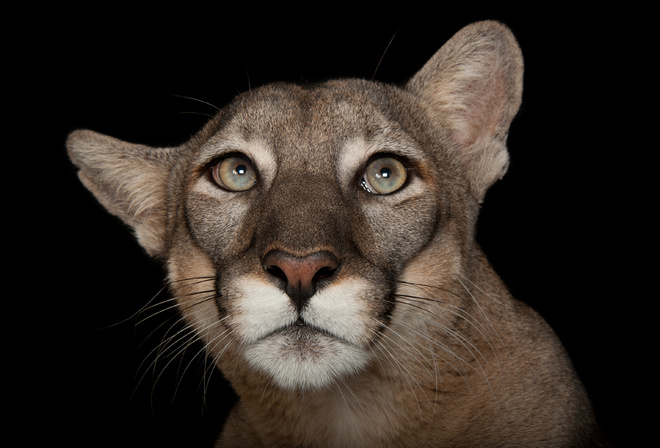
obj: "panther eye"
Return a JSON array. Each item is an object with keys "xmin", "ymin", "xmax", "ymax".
[
  {"xmin": 361, "ymin": 156, "xmax": 407, "ymax": 195},
  {"xmin": 211, "ymin": 155, "xmax": 257, "ymax": 192}
]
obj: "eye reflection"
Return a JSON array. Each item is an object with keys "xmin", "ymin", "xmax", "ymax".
[
  {"xmin": 362, "ymin": 157, "xmax": 407, "ymax": 195},
  {"xmin": 212, "ymin": 155, "xmax": 257, "ymax": 191}
]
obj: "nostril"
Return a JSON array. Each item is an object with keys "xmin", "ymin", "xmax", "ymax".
[
  {"xmin": 262, "ymin": 249, "xmax": 340, "ymax": 311},
  {"xmin": 265, "ymin": 264, "xmax": 288, "ymax": 283},
  {"xmin": 313, "ymin": 265, "xmax": 338, "ymax": 282}
]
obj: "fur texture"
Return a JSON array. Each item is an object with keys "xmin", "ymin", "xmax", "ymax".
[{"xmin": 68, "ymin": 21, "xmax": 606, "ymax": 447}]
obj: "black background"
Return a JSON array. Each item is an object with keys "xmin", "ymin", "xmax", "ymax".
[{"xmin": 17, "ymin": 5, "xmax": 650, "ymax": 448}]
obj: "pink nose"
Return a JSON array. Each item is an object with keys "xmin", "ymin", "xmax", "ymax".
[{"xmin": 263, "ymin": 250, "xmax": 340, "ymax": 311}]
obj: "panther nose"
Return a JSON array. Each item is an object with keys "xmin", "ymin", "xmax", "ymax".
[{"xmin": 263, "ymin": 249, "xmax": 340, "ymax": 312}]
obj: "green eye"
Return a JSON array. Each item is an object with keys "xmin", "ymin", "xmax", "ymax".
[
  {"xmin": 361, "ymin": 157, "xmax": 407, "ymax": 195},
  {"xmin": 212, "ymin": 155, "xmax": 257, "ymax": 191}
]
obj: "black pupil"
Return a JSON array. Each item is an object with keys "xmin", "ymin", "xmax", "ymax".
[
  {"xmin": 235, "ymin": 164, "xmax": 247, "ymax": 175},
  {"xmin": 380, "ymin": 167, "xmax": 392, "ymax": 178}
]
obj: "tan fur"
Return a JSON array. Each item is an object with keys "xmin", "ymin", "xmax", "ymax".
[{"xmin": 67, "ymin": 21, "xmax": 606, "ymax": 447}]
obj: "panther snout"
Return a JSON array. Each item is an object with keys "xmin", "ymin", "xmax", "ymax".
[{"xmin": 263, "ymin": 250, "xmax": 340, "ymax": 312}]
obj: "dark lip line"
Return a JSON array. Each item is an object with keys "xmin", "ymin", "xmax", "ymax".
[{"xmin": 258, "ymin": 318, "xmax": 355, "ymax": 346}]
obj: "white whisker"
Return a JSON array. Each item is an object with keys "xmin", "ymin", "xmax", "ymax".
[
  {"xmin": 173, "ymin": 317, "xmax": 233, "ymax": 402},
  {"xmin": 372, "ymin": 335, "xmax": 425, "ymax": 421},
  {"xmin": 456, "ymin": 274, "xmax": 515, "ymax": 366},
  {"xmin": 171, "ymin": 94, "xmax": 222, "ymax": 112}
]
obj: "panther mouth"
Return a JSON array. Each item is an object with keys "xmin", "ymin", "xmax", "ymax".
[
  {"xmin": 264, "ymin": 315, "xmax": 349, "ymax": 346},
  {"xmin": 244, "ymin": 322, "xmax": 372, "ymax": 390},
  {"xmin": 227, "ymin": 275, "xmax": 377, "ymax": 389}
]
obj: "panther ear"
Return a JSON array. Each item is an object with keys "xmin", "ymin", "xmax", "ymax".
[
  {"xmin": 407, "ymin": 21, "xmax": 523, "ymax": 203},
  {"xmin": 67, "ymin": 129, "xmax": 177, "ymax": 258}
]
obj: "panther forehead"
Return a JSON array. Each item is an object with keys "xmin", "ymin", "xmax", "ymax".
[{"xmin": 195, "ymin": 80, "xmax": 416, "ymax": 156}]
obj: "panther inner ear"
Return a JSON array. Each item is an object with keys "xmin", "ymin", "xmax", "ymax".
[
  {"xmin": 67, "ymin": 129, "xmax": 178, "ymax": 258},
  {"xmin": 406, "ymin": 20, "xmax": 523, "ymax": 203}
]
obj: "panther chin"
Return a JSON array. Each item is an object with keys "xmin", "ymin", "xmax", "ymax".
[{"xmin": 243, "ymin": 324, "xmax": 372, "ymax": 391}]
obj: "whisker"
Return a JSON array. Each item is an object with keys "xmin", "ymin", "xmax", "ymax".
[
  {"xmin": 134, "ymin": 291, "xmax": 218, "ymax": 353},
  {"xmin": 173, "ymin": 318, "xmax": 232, "ymax": 402},
  {"xmin": 456, "ymin": 274, "xmax": 513, "ymax": 364},
  {"xmin": 94, "ymin": 282, "xmax": 172, "ymax": 331},
  {"xmin": 395, "ymin": 292, "xmax": 500, "ymax": 365},
  {"xmin": 395, "ymin": 279, "xmax": 464, "ymax": 301},
  {"xmin": 372, "ymin": 25, "xmax": 402, "ymax": 81},
  {"xmin": 336, "ymin": 373, "xmax": 367, "ymax": 416},
  {"xmin": 135, "ymin": 297, "xmax": 182, "ymax": 328},
  {"xmin": 170, "ymin": 94, "xmax": 222, "ymax": 112},
  {"xmin": 393, "ymin": 277, "xmax": 505, "ymax": 364},
  {"xmin": 333, "ymin": 378, "xmax": 357, "ymax": 433},
  {"xmin": 140, "ymin": 313, "xmax": 224, "ymax": 403},
  {"xmin": 202, "ymin": 329, "xmax": 238, "ymax": 410},
  {"xmin": 134, "ymin": 314, "xmax": 199, "ymax": 389},
  {"xmin": 373, "ymin": 316, "xmax": 435, "ymax": 376},
  {"xmin": 391, "ymin": 294, "xmax": 436, "ymax": 315},
  {"xmin": 129, "ymin": 280, "xmax": 220, "ymax": 404},
  {"xmin": 387, "ymin": 282, "xmax": 501, "ymax": 408},
  {"xmin": 166, "ymin": 275, "xmax": 216, "ymax": 284},
  {"xmin": 457, "ymin": 273, "xmax": 503, "ymax": 305},
  {"xmin": 127, "ymin": 276, "xmax": 216, "ymax": 328},
  {"xmin": 371, "ymin": 332, "xmax": 425, "ymax": 420}
]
